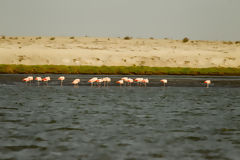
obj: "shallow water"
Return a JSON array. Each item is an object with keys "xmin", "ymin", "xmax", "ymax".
[{"xmin": 0, "ymin": 75, "xmax": 240, "ymax": 160}]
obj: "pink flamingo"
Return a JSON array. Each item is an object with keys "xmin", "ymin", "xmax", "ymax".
[
  {"xmin": 58, "ymin": 76, "xmax": 65, "ymax": 86},
  {"xmin": 96, "ymin": 78, "xmax": 103, "ymax": 87},
  {"xmin": 142, "ymin": 78, "xmax": 149, "ymax": 87},
  {"xmin": 27, "ymin": 76, "xmax": 33, "ymax": 85},
  {"xmin": 35, "ymin": 77, "xmax": 42, "ymax": 86},
  {"xmin": 42, "ymin": 76, "xmax": 50, "ymax": 86},
  {"xmin": 116, "ymin": 80, "xmax": 124, "ymax": 87},
  {"xmin": 204, "ymin": 80, "xmax": 211, "ymax": 88},
  {"xmin": 72, "ymin": 79, "xmax": 80, "ymax": 87},
  {"xmin": 103, "ymin": 77, "xmax": 111, "ymax": 87},
  {"xmin": 135, "ymin": 78, "xmax": 144, "ymax": 86},
  {"xmin": 22, "ymin": 77, "xmax": 30, "ymax": 85},
  {"xmin": 88, "ymin": 77, "xmax": 98, "ymax": 87},
  {"xmin": 160, "ymin": 79, "xmax": 167, "ymax": 87},
  {"xmin": 121, "ymin": 77, "xmax": 128, "ymax": 86},
  {"xmin": 127, "ymin": 78, "xmax": 134, "ymax": 86}
]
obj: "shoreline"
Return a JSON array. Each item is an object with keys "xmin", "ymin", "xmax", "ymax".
[
  {"xmin": 1, "ymin": 36, "xmax": 240, "ymax": 75},
  {"xmin": 1, "ymin": 64, "xmax": 240, "ymax": 75}
]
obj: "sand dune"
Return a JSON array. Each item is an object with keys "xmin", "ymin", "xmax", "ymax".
[{"xmin": 0, "ymin": 36, "xmax": 239, "ymax": 68}]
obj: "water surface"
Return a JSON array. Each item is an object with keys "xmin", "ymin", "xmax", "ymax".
[{"xmin": 0, "ymin": 75, "xmax": 240, "ymax": 160}]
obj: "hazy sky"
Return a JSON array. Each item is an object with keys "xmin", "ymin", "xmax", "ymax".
[{"xmin": 0, "ymin": 0, "xmax": 239, "ymax": 40}]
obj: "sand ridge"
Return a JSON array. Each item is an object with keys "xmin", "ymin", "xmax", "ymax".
[{"xmin": 0, "ymin": 36, "xmax": 239, "ymax": 68}]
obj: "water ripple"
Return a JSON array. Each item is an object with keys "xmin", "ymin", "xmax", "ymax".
[{"xmin": 0, "ymin": 75, "xmax": 240, "ymax": 160}]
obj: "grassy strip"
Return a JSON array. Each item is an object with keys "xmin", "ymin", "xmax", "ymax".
[{"xmin": 0, "ymin": 64, "xmax": 240, "ymax": 75}]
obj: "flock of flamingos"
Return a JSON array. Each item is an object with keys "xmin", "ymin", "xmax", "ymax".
[{"xmin": 22, "ymin": 76, "xmax": 212, "ymax": 88}]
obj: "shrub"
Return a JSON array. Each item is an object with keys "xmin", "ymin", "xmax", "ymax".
[
  {"xmin": 70, "ymin": 36, "xmax": 74, "ymax": 39},
  {"xmin": 223, "ymin": 41, "xmax": 233, "ymax": 45},
  {"xmin": 124, "ymin": 36, "xmax": 132, "ymax": 40},
  {"xmin": 149, "ymin": 37, "xmax": 154, "ymax": 40},
  {"xmin": 36, "ymin": 37, "xmax": 42, "ymax": 40},
  {"xmin": 182, "ymin": 37, "xmax": 189, "ymax": 43},
  {"xmin": 1, "ymin": 36, "xmax": 5, "ymax": 39},
  {"xmin": 235, "ymin": 41, "xmax": 240, "ymax": 44},
  {"xmin": 50, "ymin": 37, "xmax": 55, "ymax": 40}
]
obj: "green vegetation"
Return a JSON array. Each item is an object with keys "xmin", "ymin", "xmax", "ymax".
[
  {"xmin": 0, "ymin": 64, "xmax": 240, "ymax": 75},
  {"xmin": 50, "ymin": 37, "xmax": 55, "ymax": 40},
  {"xmin": 182, "ymin": 37, "xmax": 189, "ymax": 43},
  {"xmin": 36, "ymin": 37, "xmax": 42, "ymax": 40},
  {"xmin": 223, "ymin": 41, "xmax": 233, "ymax": 45},
  {"xmin": 123, "ymin": 36, "xmax": 132, "ymax": 40}
]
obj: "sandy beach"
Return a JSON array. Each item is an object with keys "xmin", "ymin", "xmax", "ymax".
[{"xmin": 0, "ymin": 36, "xmax": 239, "ymax": 68}]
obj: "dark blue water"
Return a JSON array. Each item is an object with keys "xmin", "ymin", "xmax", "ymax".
[{"xmin": 0, "ymin": 75, "xmax": 240, "ymax": 160}]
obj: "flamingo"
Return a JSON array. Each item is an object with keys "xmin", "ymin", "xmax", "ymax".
[
  {"xmin": 88, "ymin": 77, "xmax": 98, "ymax": 87},
  {"xmin": 22, "ymin": 77, "xmax": 30, "ymax": 85},
  {"xmin": 96, "ymin": 78, "xmax": 103, "ymax": 87},
  {"xmin": 72, "ymin": 79, "xmax": 80, "ymax": 87},
  {"xmin": 27, "ymin": 76, "xmax": 33, "ymax": 85},
  {"xmin": 35, "ymin": 77, "xmax": 42, "ymax": 86},
  {"xmin": 135, "ymin": 78, "xmax": 144, "ymax": 86},
  {"xmin": 160, "ymin": 79, "xmax": 167, "ymax": 87},
  {"xmin": 204, "ymin": 80, "xmax": 211, "ymax": 88},
  {"xmin": 103, "ymin": 77, "xmax": 111, "ymax": 87},
  {"xmin": 127, "ymin": 78, "xmax": 134, "ymax": 86},
  {"xmin": 116, "ymin": 80, "xmax": 124, "ymax": 87},
  {"xmin": 121, "ymin": 77, "xmax": 128, "ymax": 86},
  {"xmin": 58, "ymin": 76, "xmax": 65, "ymax": 86},
  {"xmin": 142, "ymin": 78, "xmax": 149, "ymax": 87},
  {"xmin": 42, "ymin": 76, "xmax": 50, "ymax": 86}
]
